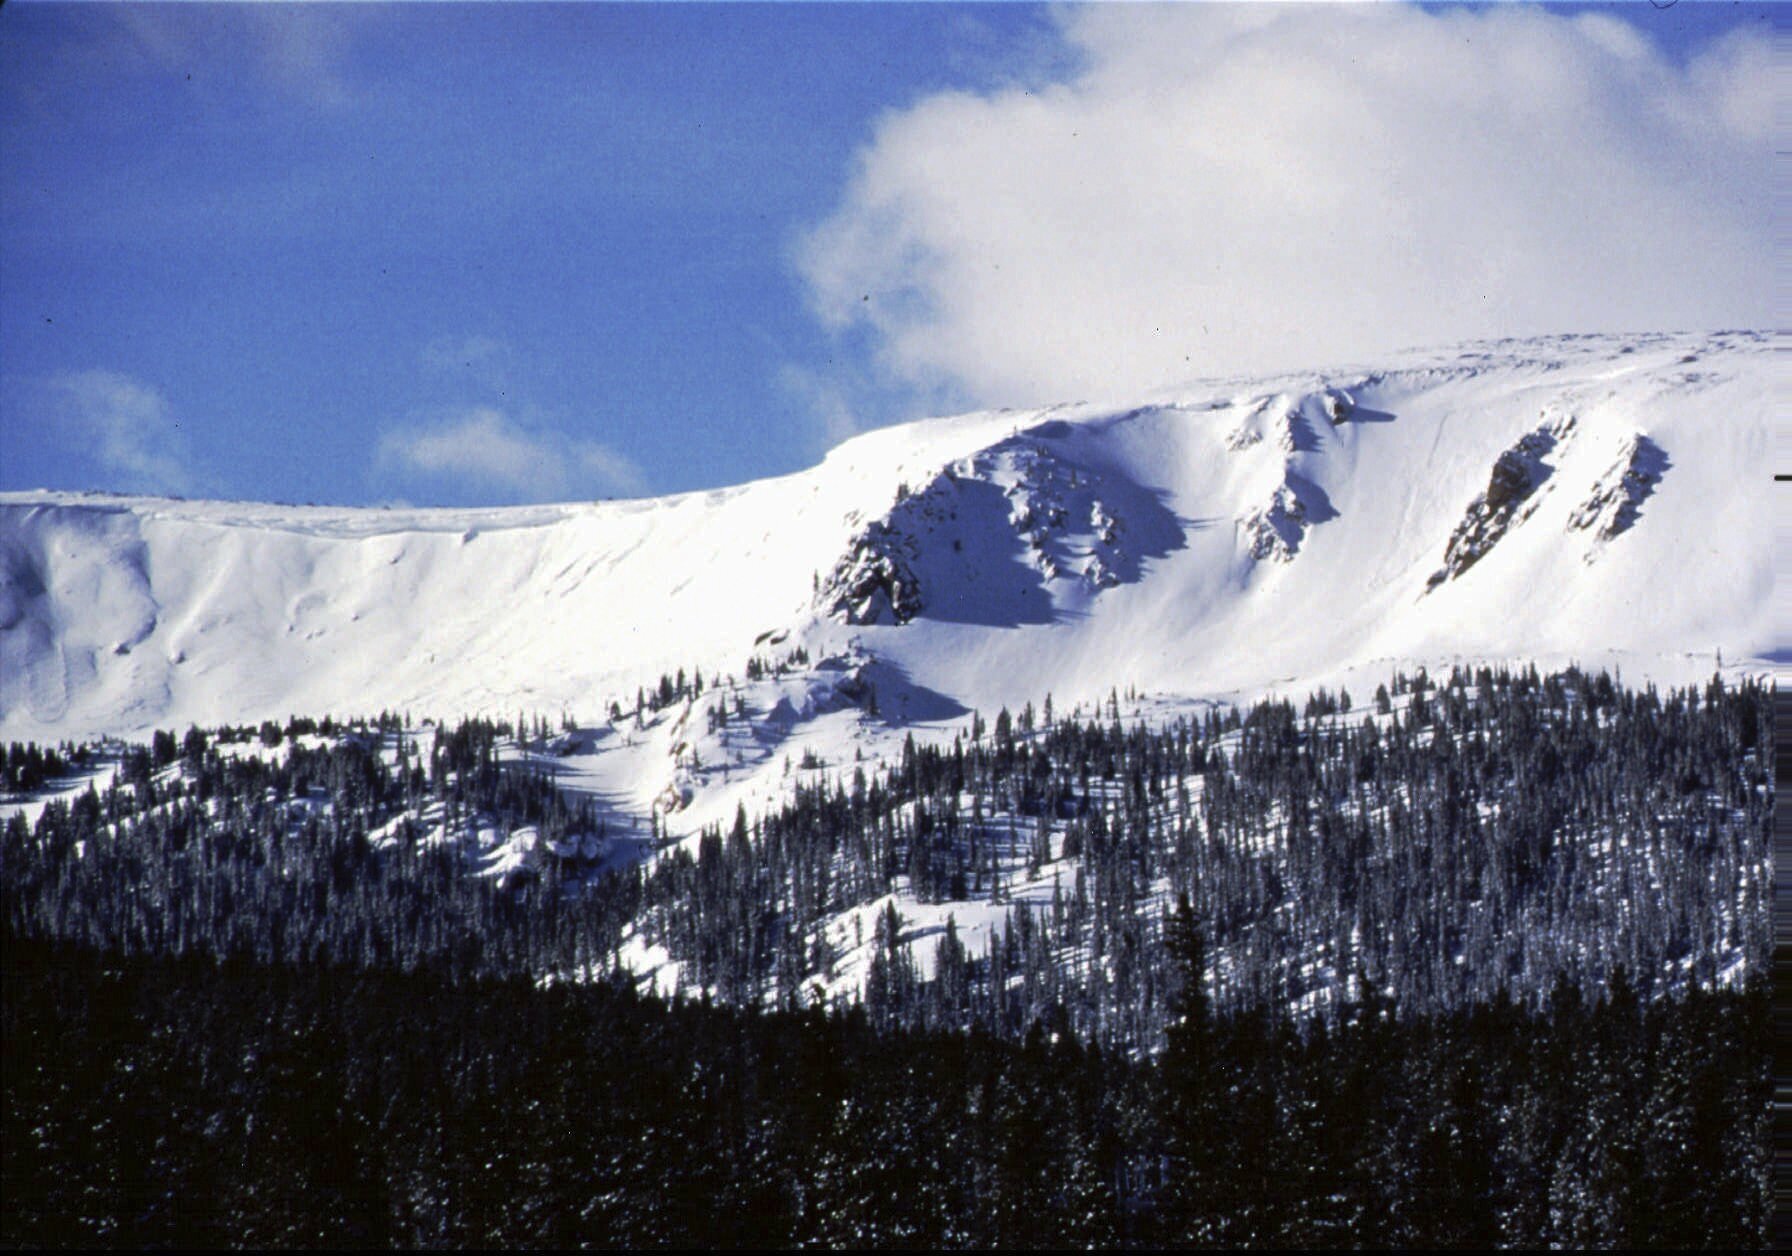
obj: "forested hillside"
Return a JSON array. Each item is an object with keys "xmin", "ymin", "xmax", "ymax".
[
  {"xmin": 2, "ymin": 938, "xmax": 1768, "ymax": 1248},
  {"xmin": 5, "ymin": 667, "xmax": 1769, "ymax": 1047},
  {"xmin": 0, "ymin": 665, "xmax": 1772, "ymax": 1246}
]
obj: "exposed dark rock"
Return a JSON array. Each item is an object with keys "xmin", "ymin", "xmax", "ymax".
[
  {"xmin": 1239, "ymin": 471, "xmax": 1339, "ymax": 563},
  {"xmin": 1568, "ymin": 434, "xmax": 1667, "ymax": 543},
  {"xmin": 1427, "ymin": 417, "xmax": 1573, "ymax": 589},
  {"xmin": 1241, "ymin": 486, "xmax": 1309, "ymax": 562},
  {"xmin": 1320, "ymin": 387, "xmax": 1355, "ymax": 424},
  {"xmin": 819, "ymin": 521, "xmax": 923, "ymax": 625},
  {"xmin": 816, "ymin": 434, "xmax": 1183, "ymax": 626}
]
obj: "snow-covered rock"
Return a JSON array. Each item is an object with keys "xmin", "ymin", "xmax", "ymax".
[{"xmin": 1567, "ymin": 432, "xmax": 1668, "ymax": 545}]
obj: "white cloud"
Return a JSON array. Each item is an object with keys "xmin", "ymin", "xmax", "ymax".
[
  {"xmin": 574, "ymin": 442, "xmax": 647, "ymax": 498},
  {"xmin": 112, "ymin": 4, "xmax": 363, "ymax": 111},
  {"xmin": 379, "ymin": 408, "xmax": 645, "ymax": 502},
  {"xmin": 798, "ymin": 4, "xmax": 1775, "ymax": 406},
  {"xmin": 51, "ymin": 370, "xmax": 195, "ymax": 495},
  {"xmin": 776, "ymin": 363, "xmax": 869, "ymax": 454}
]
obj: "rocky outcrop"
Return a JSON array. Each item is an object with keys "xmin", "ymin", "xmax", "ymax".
[
  {"xmin": 1225, "ymin": 424, "xmax": 1264, "ymax": 452},
  {"xmin": 1318, "ymin": 387, "xmax": 1356, "ymax": 424},
  {"xmin": 1241, "ymin": 484, "xmax": 1311, "ymax": 562},
  {"xmin": 819, "ymin": 520, "xmax": 924, "ymax": 625},
  {"xmin": 1000, "ymin": 446, "xmax": 1137, "ymax": 589},
  {"xmin": 1227, "ymin": 386, "xmax": 1358, "ymax": 455},
  {"xmin": 1225, "ymin": 390, "xmax": 1353, "ymax": 564},
  {"xmin": 1568, "ymin": 434, "xmax": 1666, "ymax": 544},
  {"xmin": 817, "ymin": 434, "xmax": 1181, "ymax": 626},
  {"xmin": 1427, "ymin": 417, "xmax": 1573, "ymax": 589}
]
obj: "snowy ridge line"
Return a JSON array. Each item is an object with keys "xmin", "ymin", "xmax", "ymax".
[{"xmin": 0, "ymin": 330, "xmax": 1773, "ymax": 745}]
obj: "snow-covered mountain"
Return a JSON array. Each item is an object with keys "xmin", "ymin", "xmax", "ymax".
[{"xmin": 2, "ymin": 330, "xmax": 1773, "ymax": 753}]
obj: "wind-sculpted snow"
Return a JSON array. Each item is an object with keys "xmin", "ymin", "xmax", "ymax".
[
  {"xmin": 0, "ymin": 330, "xmax": 1774, "ymax": 744},
  {"xmin": 0, "ymin": 503, "xmax": 164, "ymax": 729}
]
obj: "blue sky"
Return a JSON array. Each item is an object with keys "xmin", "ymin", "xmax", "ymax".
[{"xmin": 0, "ymin": 2, "xmax": 1775, "ymax": 507}]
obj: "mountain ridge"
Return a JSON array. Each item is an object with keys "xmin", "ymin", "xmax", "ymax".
[{"xmin": 1, "ymin": 330, "xmax": 1773, "ymax": 746}]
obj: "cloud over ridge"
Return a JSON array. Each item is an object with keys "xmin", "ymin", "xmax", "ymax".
[
  {"xmin": 379, "ymin": 408, "xmax": 645, "ymax": 503},
  {"xmin": 798, "ymin": 4, "xmax": 1775, "ymax": 407},
  {"xmin": 50, "ymin": 370, "xmax": 196, "ymax": 496}
]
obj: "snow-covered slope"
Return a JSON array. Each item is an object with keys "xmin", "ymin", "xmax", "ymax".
[{"xmin": 1, "ymin": 331, "xmax": 1774, "ymax": 746}]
